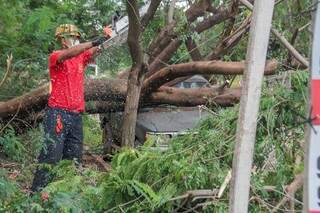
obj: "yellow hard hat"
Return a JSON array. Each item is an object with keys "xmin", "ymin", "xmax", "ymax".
[{"xmin": 55, "ymin": 24, "xmax": 81, "ymax": 38}]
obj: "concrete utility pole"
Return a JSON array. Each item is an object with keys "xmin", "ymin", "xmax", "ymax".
[
  {"xmin": 304, "ymin": 0, "xmax": 320, "ymax": 212},
  {"xmin": 229, "ymin": 1, "xmax": 275, "ymax": 213}
]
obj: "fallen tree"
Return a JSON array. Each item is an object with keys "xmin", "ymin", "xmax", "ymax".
[
  {"xmin": 1, "ymin": 0, "xmax": 308, "ymax": 141},
  {"xmin": 0, "ymin": 60, "xmax": 277, "ymax": 123}
]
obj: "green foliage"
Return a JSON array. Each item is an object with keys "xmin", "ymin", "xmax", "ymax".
[
  {"xmin": 0, "ymin": 169, "xmax": 30, "ymax": 212},
  {"xmin": 0, "ymin": 71, "xmax": 308, "ymax": 212},
  {"xmin": 0, "ymin": 127, "xmax": 26, "ymax": 162},
  {"xmin": 0, "ymin": 0, "xmax": 311, "ymax": 211},
  {"xmin": 0, "ymin": 126, "xmax": 43, "ymax": 162},
  {"xmin": 83, "ymin": 114, "xmax": 103, "ymax": 150},
  {"xmin": 0, "ymin": 0, "xmax": 122, "ymax": 100}
]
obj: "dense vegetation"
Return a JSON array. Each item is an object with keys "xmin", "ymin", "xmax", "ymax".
[
  {"xmin": 0, "ymin": 71, "xmax": 307, "ymax": 212},
  {"xmin": 0, "ymin": 0, "xmax": 311, "ymax": 212}
]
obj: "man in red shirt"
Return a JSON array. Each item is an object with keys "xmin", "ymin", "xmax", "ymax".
[{"xmin": 31, "ymin": 24, "xmax": 112, "ymax": 192}]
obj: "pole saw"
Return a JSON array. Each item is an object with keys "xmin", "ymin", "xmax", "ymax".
[{"xmin": 305, "ymin": 1, "xmax": 320, "ymax": 212}]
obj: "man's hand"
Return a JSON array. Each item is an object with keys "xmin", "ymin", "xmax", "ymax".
[
  {"xmin": 91, "ymin": 25, "xmax": 113, "ymax": 47},
  {"xmin": 89, "ymin": 25, "xmax": 113, "ymax": 55},
  {"xmin": 91, "ymin": 37, "xmax": 108, "ymax": 47}
]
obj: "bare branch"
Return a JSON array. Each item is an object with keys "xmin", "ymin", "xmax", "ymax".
[
  {"xmin": 185, "ymin": 37, "xmax": 202, "ymax": 61},
  {"xmin": 207, "ymin": 15, "xmax": 251, "ymax": 60},
  {"xmin": 0, "ymin": 54, "xmax": 13, "ymax": 89},
  {"xmin": 167, "ymin": 0, "xmax": 177, "ymax": 23},
  {"xmin": 186, "ymin": 0, "xmax": 218, "ymax": 23},
  {"xmin": 271, "ymin": 173, "xmax": 303, "ymax": 212},
  {"xmin": 141, "ymin": 0, "xmax": 162, "ymax": 29},
  {"xmin": 143, "ymin": 59, "xmax": 278, "ymax": 95},
  {"xmin": 147, "ymin": 38, "xmax": 182, "ymax": 77},
  {"xmin": 195, "ymin": 9, "xmax": 232, "ymax": 33},
  {"xmin": 150, "ymin": 86, "xmax": 241, "ymax": 107},
  {"xmin": 240, "ymin": 0, "xmax": 309, "ymax": 68}
]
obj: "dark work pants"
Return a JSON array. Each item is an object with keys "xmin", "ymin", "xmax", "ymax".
[{"xmin": 31, "ymin": 107, "xmax": 83, "ymax": 192}]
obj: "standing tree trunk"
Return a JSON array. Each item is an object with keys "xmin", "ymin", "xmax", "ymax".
[{"xmin": 121, "ymin": 0, "xmax": 146, "ymax": 147}]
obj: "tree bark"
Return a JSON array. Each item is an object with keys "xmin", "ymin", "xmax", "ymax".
[
  {"xmin": 146, "ymin": 39, "xmax": 182, "ymax": 77},
  {"xmin": 142, "ymin": 59, "xmax": 278, "ymax": 95},
  {"xmin": 147, "ymin": 0, "xmax": 232, "ymax": 77},
  {"xmin": 0, "ymin": 79, "xmax": 127, "ymax": 120},
  {"xmin": 207, "ymin": 16, "xmax": 251, "ymax": 60},
  {"xmin": 195, "ymin": 9, "xmax": 232, "ymax": 34},
  {"xmin": 85, "ymin": 86, "xmax": 242, "ymax": 114},
  {"xmin": 149, "ymin": 86, "xmax": 241, "ymax": 107},
  {"xmin": 167, "ymin": 0, "xmax": 177, "ymax": 24},
  {"xmin": 121, "ymin": 0, "xmax": 146, "ymax": 147},
  {"xmin": 186, "ymin": 0, "xmax": 218, "ymax": 23},
  {"xmin": 185, "ymin": 37, "xmax": 202, "ymax": 61},
  {"xmin": 147, "ymin": 22, "xmax": 177, "ymax": 64},
  {"xmin": 1, "ymin": 85, "xmax": 244, "ymax": 133},
  {"xmin": 141, "ymin": 0, "xmax": 162, "ymax": 29},
  {"xmin": 0, "ymin": 60, "xmax": 278, "ymax": 121}
]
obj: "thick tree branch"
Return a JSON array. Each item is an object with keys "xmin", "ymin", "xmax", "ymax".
[
  {"xmin": 146, "ymin": 38, "xmax": 182, "ymax": 77},
  {"xmin": 122, "ymin": 0, "xmax": 147, "ymax": 147},
  {"xmin": 186, "ymin": 0, "xmax": 219, "ymax": 23},
  {"xmin": 195, "ymin": 9, "xmax": 232, "ymax": 34},
  {"xmin": 147, "ymin": 22, "xmax": 177, "ymax": 63},
  {"xmin": 126, "ymin": 1, "xmax": 143, "ymax": 66},
  {"xmin": 146, "ymin": 0, "xmax": 231, "ymax": 76},
  {"xmin": 185, "ymin": 37, "xmax": 202, "ymax": 61},
  {"xmin": 146, "ymin": 8, "xmax": 232, "ymax": 79},
  {"xmin": 142, "ymin": 59, "xmax": 278, "ymax": 95},
  {"xmin": 141, "ymin": 0, "xmax": 162, "ymax": 29},
  {"xmin": 148, "ymin": 22, "xmax": 176, "ymax": 52},
  {"xmin": 150, "ymin": 86, "xmax": 241, "ymax": 107},
  {"xmin": 207, "ymin": 15, "xmax": 251, "ymax": 60}
]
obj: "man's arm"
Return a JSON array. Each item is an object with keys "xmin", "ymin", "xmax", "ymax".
[
  {"xmin": 56, "ymin": 26, "xmax": 112, "ymax": 63},
  {"xmin": 88, "ymin": 46, "xmax": 99, "ymax": 57},
  {"xmin": 57, "ymin": 37, "xmax": 108, "ymax": 63},
  {"xmin": 57, "ymin": 42, "xmax": 93, "ymax": 63}
]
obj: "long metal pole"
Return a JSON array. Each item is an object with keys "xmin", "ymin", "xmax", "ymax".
[{"xmin": 229, "ymin": 1, "xmax": 275, "ymax": 212}]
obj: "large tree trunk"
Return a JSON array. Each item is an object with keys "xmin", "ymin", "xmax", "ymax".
[
  {"xmin": 121, "ymin": 0, "xmax": 146, "ymax": 147},
  {"xmin": 85, "ymin": 86, "xmax": 242, "ymax": 114},
  {"xmin": 0, "ymin": 79, "xmax": 127, "ymax": 119},
  {"xmin": 0, "ymin": 60, "xmax": 278, "ymax": 122}
]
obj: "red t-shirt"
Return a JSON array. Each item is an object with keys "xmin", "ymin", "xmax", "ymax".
[{"xmin": 48, "ymin": 50, "xmax": 93, "ymax": 112}]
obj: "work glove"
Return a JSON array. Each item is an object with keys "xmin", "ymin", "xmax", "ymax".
[{"xmin": 92, "ymin": 37, "xmax": 107, "ymax": 47}]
